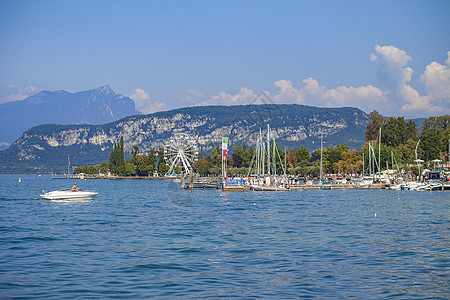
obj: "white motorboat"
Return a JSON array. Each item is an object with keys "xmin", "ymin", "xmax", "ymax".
[
  {"xmin": 40, "ymin": 188, "xmax": 98, "ymax": 200},
  {"xmin": 250, "ymin": 184, "xmax": 290, "ymax": 192},
  {"xmin": 353, "ymin": 176, "xmax": 374, "ymax": 187}
]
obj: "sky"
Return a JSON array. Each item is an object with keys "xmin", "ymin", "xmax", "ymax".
[{"xmin": 0, "ymin": 0, "xmax": 449, "ymax": 118}]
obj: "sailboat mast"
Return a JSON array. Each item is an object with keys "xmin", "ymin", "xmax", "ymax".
[
  {"xmin": 284, "ymin": 146, "xmax": 287, "ymax": 178},
  {"xmin": 362, "ymin": 152, "xmax": 365, "ymax": 176},
  {"xmin": 378, "ymin": 127, "xmax": 381, "ymax": 173},
  {"xmin": 267, "ymin": 124, "xmax": 270, "ymax": 175},
  {"xmin": 273, "ymin": 138, "xmax": 276, "ymax": 176},
  {"xmin": 320, "ymin": 132, "xmax": 323, "ymax": 179},
  {"xmin": 391, "ymin": 151, "xmax": 394, "ymax": 171},
  {"xmin": 260, "ymin": 129, "xmax": 264, "ymax": 175}
]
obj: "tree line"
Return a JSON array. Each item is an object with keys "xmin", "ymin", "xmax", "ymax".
[{"xmin": 74, "ymin": 113, "xmax": 449, "ymax": 176}]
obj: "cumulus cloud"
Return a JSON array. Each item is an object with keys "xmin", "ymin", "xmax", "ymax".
[
  {"xmin": 175, "ymin": 45, "xmax": 449, "ymax": 117},
  {"xmin": 300, "ymin": 78, "xmax": 387, "ymax": 111},
  {"xmin": 0, "ymin": 85, "xmax": 40, "ymax": 103},
  {"xmin": 200, "ymin": 87, "xmax": 257, "ymax": 106},
  {"xmin": 371, "ymin": 44, "xmax": 413, "ymax": 92},
  {"xmin": 129, "ymin": 88, "xmax": 167, "ymax": 114},
  {"xmin": 191, "ymin": 78, "xmax": 386, "ymax": 114},
  {"xmin": 420, "ymin": 51, "xmax": 450, "ymax": 102},
  {"xmin": 371, "ymin": 45, "xmax": 449, "ymax": 115},
  {"xmin": 272, "ymin": 80, "xmax": 304, "ymax": 103}
]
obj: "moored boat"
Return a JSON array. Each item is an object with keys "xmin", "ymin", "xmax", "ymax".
[{"xmin": 250, "ymin": 184, "xmax": 289, "ymax": 191}]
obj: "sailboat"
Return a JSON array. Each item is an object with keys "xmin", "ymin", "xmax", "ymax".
[
  {"xmin": 318, "ymin": 132, "xmax": 332, "ymax": 190},
  {"xmin": 247, "ymin": 125, "xmax": 289, "ymax": 191}
]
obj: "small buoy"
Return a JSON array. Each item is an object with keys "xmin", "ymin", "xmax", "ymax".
[
  {"xmin": 254, "ymin": 203, "xmax": 256, "ymax": 205},
  {"xmin": 374, "ymin": 213, "xmax": 377, "ymax": 217},
  {"xmin": 18, "ymin": 178, "xmax": 21, "ymax": 183}
]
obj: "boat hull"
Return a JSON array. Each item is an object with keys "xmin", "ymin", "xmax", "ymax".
[
  {"xmin": 40, "ymin": 190, "xmax": 98, "ymax": 200},
  {"xmin": 249, "ymin": 185, "xmax": 289, "ymax": 192}
]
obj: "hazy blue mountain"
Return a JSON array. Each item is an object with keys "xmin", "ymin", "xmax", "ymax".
[
  {"xmin": 0, "ymin": 104, "xmax": 369, "ymax": 174},
  {"xmin": 409, "ymin": 118, "xmax": 426, "ymax": 131},
  {"xmin": 0, "ymin": 85, "xmax": 141, "ymax": 150}
]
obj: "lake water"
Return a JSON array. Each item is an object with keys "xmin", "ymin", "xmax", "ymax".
[{"xmin": 0, "ymin": 175, "xmax": 448, "ymax": 299}]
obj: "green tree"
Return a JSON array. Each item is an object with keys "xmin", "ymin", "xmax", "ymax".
[
  {"xmin": 98, "ymin": 162, "xmax": 109, "ymax": 174},
  {"xmin": 338, "ymin": 149, "xmax": 363, "ymax": 174},
  {"xmin": 125, "ymin": 160, "xmax": 137, "ymax": 176},
  {"xmin": 365, "ymin": 110, "xmax": 385, "ymax": 142},
  {"xmin": 210, "ymin": 145, "xmax": 222, "ymax": 167},
  {"xmin": 135, "ymin": 155, "xmax": 151, "ymax": 176},
  {"xmin": 88, "ymin": 164, "xmax": 97, "ymax": 175},
  {"xmin": 192, "ymin": 158, "xmax": 211, "ymax": 175},
  {"xmin": 157, "ymin": 147, "xmax": 169, "ymax": 175},
  {"xmin": 421, "ymin": 115, "xmax": 450, "ymax": 160},
  {"xmin": 381, "ymin": 117, "xmax": 416, "ymax": 147},
  {"xmin": 295, "ymin": 146, "xmax": 310, "ymax": 162},
  {"xmin": 109, "ymin": 136, "xmax": 126, "ymax": 175},
  {"xmin": 396, "ymin": 139, "xmax": 423, "ymax": 163},
  {"xmin": 131, "ymin": 145, "xmax": 140, "ymax": 158}
]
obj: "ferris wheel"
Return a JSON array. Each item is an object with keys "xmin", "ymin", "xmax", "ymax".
[{"xmin": 164, "ymin": 133, "xmax": 199, "ymax": 175}]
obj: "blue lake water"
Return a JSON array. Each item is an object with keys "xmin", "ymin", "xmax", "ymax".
[{"xmin": 0, "ymin": 175, "xmax": 449, "ymax": 299}]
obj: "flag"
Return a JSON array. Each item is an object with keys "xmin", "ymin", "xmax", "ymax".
[
  {"xmin": 222, "ymin": 149, "xmax": 228, "ymax": 159},
  {"xmin": 222, "ymin": 137, "xmax": 228, "ymax": 151},
  {"xmin": 222, "ymin": 137, "xmax": 228, "ymax": 160}
]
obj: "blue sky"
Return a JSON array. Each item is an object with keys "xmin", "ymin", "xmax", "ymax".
[{"xmin": 0, "ymin": 0, "xmax": 449, "ymax": 118}]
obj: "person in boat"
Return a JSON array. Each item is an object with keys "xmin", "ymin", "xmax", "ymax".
[{"xmin": 72, "ymin": 183, "xmax": 77, "ymax": 191}]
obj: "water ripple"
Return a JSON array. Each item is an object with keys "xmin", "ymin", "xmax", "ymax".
[{"xmin": 0, "ymin": 175, "xmax": 449, "ymax": 298}]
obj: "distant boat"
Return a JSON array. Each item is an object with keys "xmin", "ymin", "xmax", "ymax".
[{"xmin": 40, "ymin": 189, "xmax": 98, "ymax": 200}]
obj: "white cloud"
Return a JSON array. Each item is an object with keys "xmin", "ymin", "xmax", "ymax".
[
  {"xmin": 371, "ymin": 44, "xmax": 413, "ymax": 92},
  {"xmin": 2, "ymin": 85, "xmax": 40, "ymax": 103},
  {"xmin": 129, "ymin": 88, "xmax": 167, "ymax": 114},
  {"xmin": 130, "ymin": 88, "xmax": 150, "ymax": 102},
  {"xmin": 192, "ymin": 78, "xmax": 386, "ymax": 114},
  {"xmin": 399, "ymin": 85, "xmax": 438, "ymax": 112},
  {"xmin": 300, "ymin": 78, "xmax": 387, "ymax": 111},
  {"xmin": 201, "ymin": 87, "xmax": 257, "ymax": 106},
  {"xmin": 174, "ymin": 46, "xmax": 449, "ymax": 117},
  {"xmin": 272, "ymin": 80, "xmax": 304, "ymax": 103},
  {"xmin": 420, "ymin": 52, "xmax": 450, "ymax": 102},
  {"xmin": 372, "ymin": 45, "xmax": 449, "ymax": 115}
]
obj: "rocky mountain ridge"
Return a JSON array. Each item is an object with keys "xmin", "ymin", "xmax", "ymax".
[
  {"xmin": 0, "ymin": 85, "xmax": 141, "ymax": 150},
  {"xmin": 0, "ymin": 104, "xmax": 368, "ymax": 173}
]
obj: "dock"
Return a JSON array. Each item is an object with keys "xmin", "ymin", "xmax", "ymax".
[
  {"xmin": 289, "ymin": 183, "xmax": 388, "ymax": 190},
  {"xmin": 223, "ymin": 185, "xmax": 248, "ymax": 192},
  {"xmin": 56, "ymin": 175, "xmax": 397, "ymax": 191}
]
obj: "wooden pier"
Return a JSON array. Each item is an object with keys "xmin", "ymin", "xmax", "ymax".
[{"xmin": 289, "ymin": 183, "xmax": 387, "ymax": 190}]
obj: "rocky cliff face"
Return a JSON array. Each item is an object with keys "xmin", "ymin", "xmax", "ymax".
[
  {"xmin": 0, "ymin": 104, "xmax": 368, "ymax": 173},
  {"xmin": 0, "ymin": 85, "xmax": 141, "ymax": 150}
]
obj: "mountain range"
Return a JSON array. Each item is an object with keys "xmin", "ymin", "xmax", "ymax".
[
  {"xmin": 0, "ymin": 85, "xmax": 141, "ymax": 150},
  {"xmin": 0, "ymin": 104, "xmax": 369, "ymax": 174}
]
